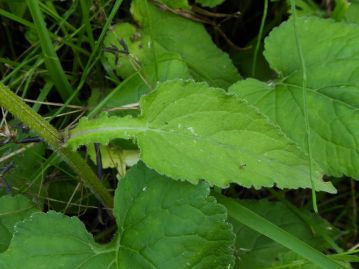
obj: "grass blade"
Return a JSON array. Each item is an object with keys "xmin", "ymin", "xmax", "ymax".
[
  {"xmin": 214, "ymin": 193, "xmax": 346, "ymax": 269},
  {"xmin": 26, "ymin": 0, "xmax": 79, "ymax": 103}
]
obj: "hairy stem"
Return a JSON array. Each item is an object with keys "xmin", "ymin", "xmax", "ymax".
[{"xmin": 0, "ymin": 82, "xmax": 114, "ymax": 209}]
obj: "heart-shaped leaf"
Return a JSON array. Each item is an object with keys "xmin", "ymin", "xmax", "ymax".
[{"xmin": 0, "ymin": 163, "xmax": 234, "ymax": 269}]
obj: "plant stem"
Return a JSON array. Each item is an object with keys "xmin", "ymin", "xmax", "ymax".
[
  {"xmin": 0, "ymin": 82, "xmax": 114, "ymax": 209},
  {"xmin": 251, "ymin": 0, "xmax": 268, "ymax": 77}
]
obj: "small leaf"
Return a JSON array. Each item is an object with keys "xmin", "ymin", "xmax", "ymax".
[
  {"xmin": 0, "ymin": 195, "xmax": 39, "ymax": 253},
  {"xmin": 229, "ymin": 16, "xmax": 359, "ymax": 179},
  {"xmin": 103, "ymin": 22, "xmax": 152, "ymax": 79},
  {"xmin": 67, "ymin": 80, "xmax": 335, "ymax": 192},
  {"xmin": 130, "ymin": 0, "xmax": 241, "ymax": 88},
  {"xmin": 0, "ymin": 163, "xmax": 234, "ymax": 269},
  {"xmin": 87, "ymin": 143, "xmax": 139, "ymax": 177}
]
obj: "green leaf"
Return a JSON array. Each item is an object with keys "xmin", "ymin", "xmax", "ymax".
[
  {"xmin": 100, "ymin": 21, "xmax": 192, "ymax": 112},
  {"xmin": 103, "ymin": 22, "xmax": 151, "ymax": 79},
  {"xmin": 100, "ymin": 52, "xmax": 191, "ymax": 111},
  {"xmin": 113, "ymin": 162, "xmax": 234, "ymax": 268},
  {"xmin": 0, "ymin": 195, "xmax": 39, "ymax": 253},
  {"xmin": 332, "ymin": 0, "xmax": 350, "ymax": 21},
  {"xmin": 345, "ymin": 0, "xmax": 359, "ymax": 24},
  {"xmin": 155, "ymin": 0, "xmax": 190, "ymax": 9},
  {"xmin": 229, "ymin": 16, "xmax": 359, "ymax": 179},
  {"xmin": 130, "ymin": 0, "xmax": 240, "ymax": 88},
  {"xmin": 0, "ymin": 162, "xmax": 234, "ymax": 269},
  {"xmin": 229, "ymin": 200, "xmax": 337, "ymax": 268},
  {"xmin": 97, "ymin": 0, "xmax": 240, "ymax": 114},
  {"xmin": 287, "ymin": 1, "xmax": 325, "ymax": 17},
  {"xmin": 195, "ymin": 0, "xmax": 225, "ymax": 8},
  {"xmin": 67, "ymin": 80, "xmax": 335, "ymax": 192}
]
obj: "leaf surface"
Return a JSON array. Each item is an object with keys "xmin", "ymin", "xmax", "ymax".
[
  {"xmin": 0, "ymin": 195, "xmax": 39, "ymax": 253},
  {"xmin": 230, "ymin": 16, "xmax": 359, "ymax": 179},
  {"xmin": 67, "ymin": 80, "xmax": 335, "ymax": 192},
  {"xmin": 148, "ymin": 0, "xmax": 191, "ymax": 10},
  {"xmin": 101, "ymin": 53, "xmax": 191, "ymax": 111},
  {"xmin": 0, "ymin": 163, "xmax": 234, "ymax": 269},
  {"xmin": 130, "ymin": 0, "xmax": 240, "ymax": 88},
  {"xmin": 195, "ymin": 0, "xmax": 225, "ymax": 8}
]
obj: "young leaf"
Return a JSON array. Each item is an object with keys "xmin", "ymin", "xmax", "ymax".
[
  {"xmin": 67, "ymin": 80, "xmax": 335, "ymax": 192},
  {"xmin": 87, "ymin": 143, "xmax": 139, "ymax": 177},
  {"xmin": 0, "ymin": 162, "xmax": 234, "ymax": 269},
  {"xmin": 229, "ymin": 16, "xmax": 359, "ymax": 179},
  {"xmin": 0, "ymin": 195, "xmax": 39, "ymax": 253},
  {"xmin": 102, "ymin": 22, "xmax": 152, "ymax": 79}
]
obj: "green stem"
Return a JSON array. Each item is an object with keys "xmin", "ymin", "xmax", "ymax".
[
  {"xmin": 251, "ymin": 0, "xmax": 268, "ymax": 77},
  {"xmin": 0, "ymin": 82, "xmax": 113, "ymax": 209}
]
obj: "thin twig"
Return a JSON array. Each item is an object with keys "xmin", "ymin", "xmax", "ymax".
[
  {"xmin": 23, "ymin": 98, "xmax": 84, "ymax": 109},
  {"xmin": 0, "ymin": 143, "xmax": 36, "ymax": 164}
]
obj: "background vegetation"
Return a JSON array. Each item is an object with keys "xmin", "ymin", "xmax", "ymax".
[{"xmin": 0, "ymin": 0, "xmax": 358, "ymax": 268}]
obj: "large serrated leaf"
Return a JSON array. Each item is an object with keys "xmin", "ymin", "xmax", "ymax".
[
  {"xmin": 0, "ymin": 163, "xmax": 234, "ymax": 269},
  {"xmin": 0, "ymin": 195, "xmax": 39, "ymax": 253},
  {"xmin": 229, "ymin": 16, "xmax": 359, "ymax": 179},
  {"xmin": 67, "ymin": 80, "xmax": 335, "ymax": 192}
]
